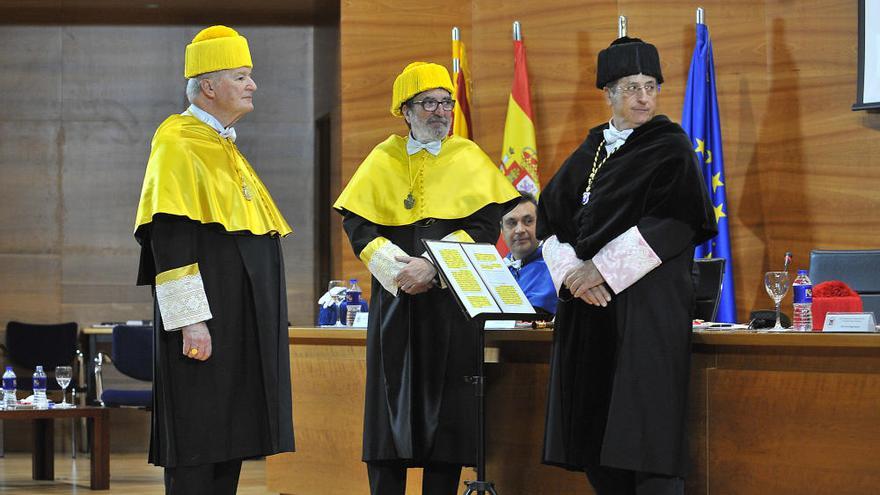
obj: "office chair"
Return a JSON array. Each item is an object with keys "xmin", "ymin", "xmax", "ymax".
[
  {"xmin": 94, "ymin": 325, "xmax": 153, "ymax": 409},
  {"xmin": 809, "ymin": 249, "xmax": 880, "ymax": 319},
  {"xmin": 692, "ymin": 258, "xmax": 726, "ymax": 321}
]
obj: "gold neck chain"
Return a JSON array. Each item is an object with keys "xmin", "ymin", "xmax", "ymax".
[
  {"xmin": 581, "ymin": 139, "xmax": 617, "ymax": 206},
  {"xmin": 222, "ymin": 140, "xmax": 254, "ymax": 201},
  {"xmin": 404, "ymin": 154, "xmax": 425, "ymax": 209},
  {"xmin": 586, "ymin": 139, "xmax": 615, "ymax": 194}
]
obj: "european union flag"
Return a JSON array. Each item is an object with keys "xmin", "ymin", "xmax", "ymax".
[{"xmin": 681, "ymin": 22, "xmax": 737, "ymax": 323}]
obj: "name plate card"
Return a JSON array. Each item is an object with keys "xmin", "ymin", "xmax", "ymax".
[
  {"xmin": 352, "ymin": 312, "xmax": 369, "ymax": 328},
  {"xmin": 822, "ymin": 312, "xmax": 877, "ymax": 332}
]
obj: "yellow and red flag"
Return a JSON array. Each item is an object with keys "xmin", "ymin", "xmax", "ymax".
[
  {"xmin": 451, "ymin": 34, "xmax": 472, "ymax": 139},
  {"xmin": 497, "ymin": 27, "xmax": 539, "ymax": 256},
  {"xmin": 499, "ymin": 34, "xmax": 540, "ymax": 198}
]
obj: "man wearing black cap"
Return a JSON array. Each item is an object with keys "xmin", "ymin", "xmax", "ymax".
[{"xmin": 536, "ymin": 37, "xmax": 717, "ymax": 494}]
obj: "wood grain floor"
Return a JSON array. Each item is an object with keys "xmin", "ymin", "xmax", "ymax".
[{"xmin": 0, "ymin": 453, "xmax": 278, "ymax": 494}]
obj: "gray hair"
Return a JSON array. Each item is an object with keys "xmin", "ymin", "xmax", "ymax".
[{"xmin": 185, "ymin": 69, "xmax": 225, "ymax": 103}]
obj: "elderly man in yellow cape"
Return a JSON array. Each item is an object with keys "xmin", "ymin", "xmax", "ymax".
[
  {"xmin": 334, "ymin": 62, "xmax": 519, "ymax": 495},
  {"xmin": 134, "ymin": 26, "xmax": 294, "ymax": 495}
]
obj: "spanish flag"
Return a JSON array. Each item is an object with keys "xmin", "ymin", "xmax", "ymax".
[
  {"xmin": 451, "ymin": 36, "xmax": 472, "ymax": 139},
  {"xmin": 499, "ymin": 34, "xmax": 540, "ymax": 197}
]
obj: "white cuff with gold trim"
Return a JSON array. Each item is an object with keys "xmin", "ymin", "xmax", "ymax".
[
  {"xmin": 593, "ymin": 226, "xmax": 662, "ymax": 294},
  {"xmin": 155, "ymin": 263, "xmax": 212, "ymax": 331},
  {"xmin": 360, "ymin": 237, "xmax": 408, "ymax": 296}
]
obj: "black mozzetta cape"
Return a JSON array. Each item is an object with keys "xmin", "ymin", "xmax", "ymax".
[{"xmin": 537, "ymin": 115, "xmax": 716, "ymax": 477}]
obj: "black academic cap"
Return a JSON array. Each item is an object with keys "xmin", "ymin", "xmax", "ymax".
[{"xmin": 596, "ymin": 36, "xmax": 664, "ymax": 89}]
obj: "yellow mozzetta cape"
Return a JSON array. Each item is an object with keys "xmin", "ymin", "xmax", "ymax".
[
  {"xmin": 134, "ymin": 114, "xmax": 292, "ymax": 236},
  {"xmin": 333, "ymin": 134, "xmax": 518, "ymax": 225}
]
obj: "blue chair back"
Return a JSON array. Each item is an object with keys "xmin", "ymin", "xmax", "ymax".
[
  {"xmin": 111, "ymin": 325, "xmax": 153, "ymax": 382},
  {"xmin": 5, "ymin": 321, "xmax": 78, "ymax": 371},
  {"xmin": 809, "ymin": 249, "xmax": 880, "ymax": 318}
]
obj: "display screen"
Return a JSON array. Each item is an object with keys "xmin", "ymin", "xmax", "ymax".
[{"xmin": 854, "ymin": 0, "xmax": 880, "ymax": 110}]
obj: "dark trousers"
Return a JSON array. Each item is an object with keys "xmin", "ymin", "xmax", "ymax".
[
  {"xmin": 367, "ymin": 461, "xmax": 462, "ymax": 495},
  {"xmin": 164, "ymin": 458, "xmax": 243, "ymax": 495},
  {"xmin": 585, "ymin": 464, "xmax": 684, "ymax": 495}
]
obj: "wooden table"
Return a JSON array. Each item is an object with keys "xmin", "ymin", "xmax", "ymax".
[
  {"xmin": 0, "ymin": 406, "xmax": 110, "ymax": 490},
  {"xmin": 268, "ymin": 327, "xmax": 880, "ymax": 495}
]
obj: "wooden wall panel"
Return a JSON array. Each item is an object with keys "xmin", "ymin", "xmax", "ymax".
[
  {"xmin": 707, "ymin": 368, "xmax": 880, "ymax": 494},
  {"xmin": 340, "ymin": 0, "xmax": 880, "ymax": 321},
  {"xmin": 486, "ymin": 362, "xmax": 593, "ymax": 494}
]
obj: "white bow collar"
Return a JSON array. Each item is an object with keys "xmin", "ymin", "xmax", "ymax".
[
  {"xmin": 603, "ymin": 120, "xmax": 633, "ymax": 154},
  {"xmin": 185, "ymin": 104, "xmax": 237, "ymax": 142},
  {"xmin": 406, "ymin": 135, "xmax": 442, "ymax": 156}
]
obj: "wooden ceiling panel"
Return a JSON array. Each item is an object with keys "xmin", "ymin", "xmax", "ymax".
[{"xmin": 0, "ymin": 0, "xmax": 338, "ymax": 25}]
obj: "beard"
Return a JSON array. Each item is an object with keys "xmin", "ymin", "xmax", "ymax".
[{"xmin": 407, "ymin": 111, "xmax": 450, "ymax": 142}]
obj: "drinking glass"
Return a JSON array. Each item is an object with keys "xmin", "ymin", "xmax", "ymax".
[
  {"xmin": 764, "ymin": 271, "xmax": 791, "ymax": 331},
  {"xmin": 327, "ymin": 280, "xmax": 346, "ymax": 326},
  {"xmin": 55, "ymin": 365, "xmax": 73, "ymax": 408}
]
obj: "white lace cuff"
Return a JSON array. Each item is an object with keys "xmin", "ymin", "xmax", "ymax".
[
  {"xmin": 155, "ymin": 263, "xmax": 212, "ymax": 331},
  {"xmin": 360, "ymin": 237, "xmax": 408, "ymax": 296},
  {"xmin": 593, "ymin": 226, "xmax": 662, "ymax": 294},
  {"xmin": 542, "ymin": 235, "xmax": 582, "ymax": 294}
]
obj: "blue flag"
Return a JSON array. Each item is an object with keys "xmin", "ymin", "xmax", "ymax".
[{"xmin": 681, "ymin": 23, "xmax": 737, "ymax": 323}]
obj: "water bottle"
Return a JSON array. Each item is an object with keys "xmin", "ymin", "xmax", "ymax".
[
  {"xmin": 32, "ymin": 365, "xmax": 48, "ymax": 409},
  {"xmin": 2, "ymin": 366, "xmax": 16, "ymax": 409},
  {"xmin": 346, "ymin": 278, "xmax": 362, "ymax": 326},
  {"xmin": 792, "ymin": 269, "xmax": 813, "ymax": 331}
]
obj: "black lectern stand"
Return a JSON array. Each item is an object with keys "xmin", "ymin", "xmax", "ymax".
[
  {"xmin": 463, "ymin": 313, "xmax": 540, "ymax": 495},
  {"xmin": 420, "ymin": 239, "xmax": 541, "ymax": 494}
]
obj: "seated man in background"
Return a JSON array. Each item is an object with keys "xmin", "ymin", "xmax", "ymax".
[{"xmin": 502, "ymin": 192, "xmax": 556, "ymax": 316}]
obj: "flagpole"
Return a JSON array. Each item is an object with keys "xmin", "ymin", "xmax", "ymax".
[
  {"xmin": 618, "ymin": 15, "xmax": 627, "ymax": 37},
  {"xmin": 452, "ymin": 27, "xmax": 460, "ymax": 74},
  {"xmin": 696, "ymin": 7, "xmax": 704, "ymax": 25},
  {"xmin": 513, "ymin": 20, "xmax": 521, "ymax": 41}
]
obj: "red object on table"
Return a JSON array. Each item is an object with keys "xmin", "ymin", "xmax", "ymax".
[{"xmin": 812, "ymin": 280, "xmax": 863, "ymax": 330}]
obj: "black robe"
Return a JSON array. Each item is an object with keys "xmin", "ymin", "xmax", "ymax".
[
  {"xmin": 342, "ymin": 203, "xmax": 513, "ymax": 465},
  {"xmin": 538, "ymin": 115, "xmax": 716, "ymax": 477},
  {"xmin": 136, "ymin": 214, "xmax": 295, "ymax": 467}
]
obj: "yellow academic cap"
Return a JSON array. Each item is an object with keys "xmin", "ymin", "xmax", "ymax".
[
  {"xmin": 184, "ymin": 25, "xmax": 253, "ymax": 78},
  {"xmin": 390, "ymin": 62, "xmax": 454, "ymax": 117}
]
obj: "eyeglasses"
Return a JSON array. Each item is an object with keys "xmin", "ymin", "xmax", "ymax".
[
  {"xmin": 613, "ymin": 82, "xmax": 659, "ymax": 97},
  {"xmin": 410, "ymin": 99, "xmax": 456, "ymax": 112}
]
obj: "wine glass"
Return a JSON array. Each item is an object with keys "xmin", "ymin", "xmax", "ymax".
[
  {"xmin": 327, "ymin": 280, "xmax": 347, "ymax": 327},
  {"xmin": 764, "ymin": 271, "xmax": 791, "ymax": 331},
  {"xmin": 55, "ymin": 365, "xmax": 73, "ymax": 408}
]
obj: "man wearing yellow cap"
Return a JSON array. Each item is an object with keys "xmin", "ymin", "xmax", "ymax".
[
  {"xmin": 134, "ymin": 26, "xmax": 294, "ymax": 494},
  {"xmin": 334, "ymin": 62, "xmax": 519, "ymax": 495}
]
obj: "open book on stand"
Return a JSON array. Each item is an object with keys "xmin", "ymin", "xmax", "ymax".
[{"xmin": 422, "ymin": 240, "xmax": 539, "ymax": 322}]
